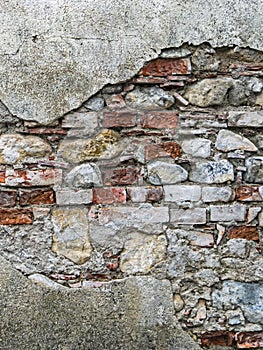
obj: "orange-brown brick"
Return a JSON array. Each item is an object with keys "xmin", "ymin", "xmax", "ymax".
[
  {"xmin": 236, "ymin": 186, "xmax": 263, "ymax": 201},
  {"xmin": 0, "ymin": 208, "xmax": 33, "ymax": 225},
  {"xmin": 141, "ymin": 111, "xmax": 178, "ymax": 129},
  {"xmin": 140, "ymin": 58, "xmax": 191, "ymax": 76},
  {"xmin": 236, "ymin": 331, "xmax": 263, "ymax": 348},
  {"xmin": 19, "ymin": 189, "xmax": 55, "ymax": 206},
  {"xmin": 201, "ymin": 331, "xmax": 235, "ymax": 347},
  {"xmin": 227, "ymin": 226, "xmax": 259, "ymax": 241},
  {"xmin": 145, "ymin": 142, "xmax": 180, "ymax": 160},
  {"xmin": 93, "ymin": 187, "xmax": 126, "ymax": 204}
]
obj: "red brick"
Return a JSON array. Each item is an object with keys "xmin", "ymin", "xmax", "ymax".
[
  {"xmin": 0, "ymin": 208, "xmax": 33, "ymax": 225},
  {"xmin": 227, "ymin": 226, "xmax": 260, "ymax": 241},
  {"xmin": 0, "ymin": 171, "xmax": 5, "ymax": 183},
  {"xmin": 0, "ymin": 190, "xmax": 17, "ymax": 207},
  {"xmin": 141, "ymin": 111, "xmax": 179, "ymax": 129},
  {"xmin": 19, "ymin": 189, "xmax": 55, "ymax": 206},
  {"xmin": 237, "ymin": 331, "xmax": 263, "ymax": 348},
  {"xmin": 201, "ymin": 331, "xmax": 235, "ymax": 347},
  {"xmin": 162, "ymin": 141, "xmax": 181, "ymax": 159},
  {"xmin": 140, "ymin": 58, "xmax": 191, "ymax": 76},
  {"xmin": 4, "ymin": 169, "xmax": 62, "ymax": 187},
  {"xmin": 236, "ymin": 186, "xmax": 263, "ymax": 201},
  {"xmin": 145, "ymin": 144, "xmax": 169, "ymax": 160},
  {"xmin": 102, "ymin": 167, "xmax": 138, "ymax": 186},
  {"xmin": 102, "ymin": 109, "xmax": 137, "ymax": 128},
  {"xmin": 93, "ymin": 187, "xmax": 126, "ymax": 204},
  {"xmin": 132, "ymin": 77, "xmax": 168, "ymax": 84},
  {"xmin": 21, "ymin": 128, "xmax": 67, "ymax": 135}
]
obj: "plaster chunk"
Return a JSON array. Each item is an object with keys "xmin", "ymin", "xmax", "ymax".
[
  {"xmin": 120, "ymin": 232, "xmax": 167, "ymax": 274},
  {"xmin": 215, "ymin": 129, "xmax": 258, "ymax": 152},
  {"xmin": 147, "ymin": 161, "xmax": 188, "ymax": 185},
  {"xmin": 184, "ymin": 78, "xmax": 233, "ymax": 107},
  {"xmin": 51, "ymin": 208, "xmax": 92, "ymax": 264},
  {"xmin": 0, "ymin": 134, "xmax": 51, "ymax": 164}
]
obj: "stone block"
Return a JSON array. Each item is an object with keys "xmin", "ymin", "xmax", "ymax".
[
  {"xmin": 56, "ymin": 189, "xmax": 93, "ymax": 205},
  {"xmin": 181, "ymin": 138, "xmax": 211, "ymax": 158},
  {"xmin": 126, "ymin": 186, "xmax": 163, "ymax": 203},
  {"xmin": 210, "ymin": 205, "xmax": 247, "ymax": 222},
  {"xmin": 170, "ymin": 208, "xmax": 206, "ymax": 224},
  {"xmin": 164, "ymin": 185, "xmax": 201, "ymax": 202},
  {"xmin": 245, "ymin": 157, "xmax": 263, "ymax": 183},
  {"xmin": 126, "ymin": 86, "xmax": 175, "ymax": 109},
  {"xmin": 228, "ymin": 111, "xmax": 263, "ymax": 127},
  {"xmin": 102, "ymin": 167, "xmax": 138, "ymax": 186},
  {"xmin": 215, "ymin": 129, "xmax": 257, "ymax": 152},
  {"xmin": 0, "ymin": 190, "xmax": 17, "ymax": 207},
  {"xmin": 227, "ymin": 226, "xmax": 259, "ymax": 241},
  {"xmin": 4, "ymin": 169, "xmax": 62, "ymax": 187},
  {"xmin": 202, "ymin": 186, "xmax": 233, "ymax": 202}
]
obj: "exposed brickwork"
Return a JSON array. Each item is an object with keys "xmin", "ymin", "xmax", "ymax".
[{"xmin": 1, "ymin": 43, "xmax": 263, "ymax": 350}]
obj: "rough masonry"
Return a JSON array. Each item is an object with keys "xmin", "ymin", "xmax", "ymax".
[{"xmin": 0, "ymin": 43, "xmax": 263, "ymax": 349}]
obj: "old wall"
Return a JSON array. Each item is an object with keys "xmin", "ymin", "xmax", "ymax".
[{"xmin": 1, "ymin": 1, "xmax": 263, "ymax": 350}]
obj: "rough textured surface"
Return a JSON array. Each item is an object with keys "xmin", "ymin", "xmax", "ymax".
[
  {"xmin": 0, "ymin": 256, "xmax": 201, "ymax": 350},
  {"xmin": 1, "ymin": 0, "xmax": 263, "ymax": 124}
]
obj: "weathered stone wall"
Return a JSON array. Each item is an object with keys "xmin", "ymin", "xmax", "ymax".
[
  {"xmin": 1, "ymin": 43, "xmax": 263, "ymax": 349},
  {"xmin": 1, "ymin": 1, "xmax": 263, "ymax": 349}
]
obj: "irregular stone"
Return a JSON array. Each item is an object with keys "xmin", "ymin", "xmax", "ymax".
[
  {"xmin": 237, "ymin": 331, "xmax": 263, "ymax": 348},
  {"xmin": 192, "ymin": 45, "xmax": 220, "ymax": 71},
  {"xmin": 58, "ymin": 129, "xmax": 122, "ymax": 164},
  {"xmin": 84, "ymin": 96, "xmax": 105, "ymax": 111},
  {"xmin": 120, "ymin": 232, "xmax": 167, "ymax": 274},
  {"xmin": 190, "ymin": 160, "xmax": 234, "ymax": 184},
  {"xmin": 228, "ymin": 111, "xmax": 263, "ymax": 127},
  {"xmin": 170, "ymin": 228, "xmax": 214, "ymax": 247},
  {"xmin": 125, "ymin": 86, "xmax": 174, "ymax": 109},
  {"xmin": 181, "ymin": 138, "xmax": 211, "ymax": 158},
  {"xmin": 170, "ymin": 208, "xmax": 207, "ymax": 224},
  {"xmin": 245, "ymin": 157, "xmax": 263, "ymax": 183},
  {"xmin": 184, "ymin": 78, "xmax": 233, "ymax": 107},
  {"xmin": 256, "ymin": 91, "xmax": 263, "ymax": 105},
  {"xmin": 4, "ymin": 169, "xmax": 62, "ymax": 187},
  {"xmin": 236, "ymin": 185, "xmax": 263, "ymax": 201},
  {"xmin": 215, "ymin": 129, "xmax": 257, "ymax": 152},
  {"xmin": 65, "ymin": 163, "xmax": 102, "ymax": 188},
  {"xmin": 210, "ymin": 205, "xmax": 247, "ymax": 222},
  {"xmin": 147, "ymin": 161, "xmax": 188, "ymax": 185},
  {"xmin": 0, "ymin": 134, "xmax": 51, "ymax": 164},
  {"xmin": 212, "ymin": 281, "xmax": 263, "ymax": 323},
  {"xmin": 62, "ymin": 111, "xmax": 98, "ymax": 137},
  {"xmin": 164, "ymin": 185, "xmax": 201, "ymax": 202},
  {"xmin": 202, "ymin": 186, "xmax": 233, "ymax": 202},
  {"xmin": 228, "ymin": 79, "xmax": 248, "ymax": 106},
  {"xmin": 247, "ymin": 206, "xmax": 262, "ymax": 223},
  {"xmin": 51, "ymin": 208, "xmax": 92, "ymax": 264},
  {"xmin": 93, "ymin": 187, "xmax": 126, "ymax": 204},
  {"xmin": 173, "ymin": 294, "xmax": 184, "ymax": 312}
]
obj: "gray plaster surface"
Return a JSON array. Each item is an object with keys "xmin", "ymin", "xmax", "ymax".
[
  {"xmin": 1, "ymin": 0, "xmax": 263, "ymax": 124},
  {"xmin": 0, "ymin": 256, "xmax": 201, "ymax": 350}
]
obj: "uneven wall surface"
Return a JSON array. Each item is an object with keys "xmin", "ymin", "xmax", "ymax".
[{"xmin": 1, "ymin": 1, "xmax": 263, "ymax": 350}]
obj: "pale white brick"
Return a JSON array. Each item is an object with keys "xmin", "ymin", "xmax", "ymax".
[{"xmin": 164, "ymin": 185, "xmax": 201, "ymax": 202}]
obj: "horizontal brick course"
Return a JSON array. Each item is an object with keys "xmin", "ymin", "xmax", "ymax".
[
  {"xmin": 141, "ymin": 111, "xmax": 179, "ymax": 129},
  {"xmin": 0, "ymin": 208, "xmax": 33, "ymax": 225},
  {"xmin": 102, "ymin": 109, "xmax": 137, "ymax": 128},
  {"xmin": 19, "ymin": 189, "xmax": 54, "ymax": 206}
]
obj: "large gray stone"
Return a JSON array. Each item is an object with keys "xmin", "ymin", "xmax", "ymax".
[
  {"xmin": 212, "ymin": 280, "xmax": 263, "ymax": 324},
  {"xmin": 190, "ymin": 160, "xmax": 234, "ymax": 184},
  {"xmin": 0, "ymin": 256, "xmax": 201, "ymax": 350},
  {"xmin": 1, "ymin": 0, "xmax": 263, "ymax": 124},
  {"xmin": 215, "ymin": 129, "xmax": 258, "ymax": 152}
]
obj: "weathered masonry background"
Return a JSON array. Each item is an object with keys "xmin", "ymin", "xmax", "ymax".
[{"xmin": 1, "ymin": 1, "xmax": 263, "ymax": 349}]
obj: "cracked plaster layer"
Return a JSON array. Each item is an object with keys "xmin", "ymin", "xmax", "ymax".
[
  {"xmin": 0, "ymin": 256, "xmax": 201, "ymax": 350},
  {"xmin": 1, "ymin": 0, "xmax": 263, "ymax": 124}
]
